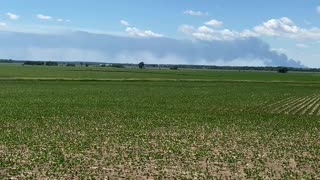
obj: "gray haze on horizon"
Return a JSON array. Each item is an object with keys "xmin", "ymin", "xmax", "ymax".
[{"xmin": 0, "ymin": 30, "xmax": 303, "ymax": 68}]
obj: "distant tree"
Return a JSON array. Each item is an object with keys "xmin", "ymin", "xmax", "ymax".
[
  {"xmin": 23, "ymin": 61, "xmax": 45, "ymax": 66},
  {"xmin": 170, "ymin": 66, "xmax": 179, "ymax": 70},
  {"xmin": 45, "ymin": 61, "xmax": 58, "ymax": 66},
  {"xmin": 278, "ymin": 67, "xmax": 289, "ymax": 73},
  {"xmin": 111, "ymin": 64, "xmax": 125, "ymax": 68},
  {"xmin": 0, "ymin": 59, "xmax": 13, "ymax": 63},
  {"xmin": 66, "ymin": 63, "xmax": 76, "ymax": 67},
  {"xmin": 85, "ymin": 63, "xmax": 89, "ymax": 67},
  {"xmin": 80, "ymin": 62, "xmax": 84, "ymax": 67},
  {"xmin": 138, "ymin": 62, "xmax": 145, "ymax": 69}
]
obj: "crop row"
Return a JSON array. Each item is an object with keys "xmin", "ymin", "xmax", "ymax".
[{"xmin": 268, "ymin": 94, "xmax": 320, "ymax": 116}]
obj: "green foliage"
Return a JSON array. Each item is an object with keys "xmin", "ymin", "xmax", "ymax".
[
  {"xmin": 0, "ymin": 64, "xmax": 319, "ymax": 82},
  {"xmin": 0, "ymin": 64, "xmax": 320, "ymax": 178},
  {"xmin": 111, "ymin": 64, "xmax": 125, "ymax": 68},
  {"xmin": 138, "ymin": 62, "xmax": 145, "ymax": 69},
  {"xmin": 45, "ymin": 61, "xmax": 59, "ymax": 66},
  {"xmin": 170, "ymin": 66, "xmax": 179, "ymax": 70},
  {"xmin": 278, "ymin": 67, "xmax": 289, "ymax": 73},
  {"xmin": 66, "ymin": 63, "xmax": 76, "ymax": 67},
  {"xmin": 23, "ymin": 61, "xmax": 45, "ymax": 66},
  {"xmin": 0, "ymin": 59, "xmax": 13, "ymax": 63}
]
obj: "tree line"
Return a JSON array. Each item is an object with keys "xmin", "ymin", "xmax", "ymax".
[{"xmin": 1, "ymin": 59, "xmax": 320, "ymax": 73}]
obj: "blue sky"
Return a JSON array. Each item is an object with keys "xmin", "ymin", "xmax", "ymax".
[{"xmin": 1, "ymin": 0, "xmax": 320, "ymax": 67}]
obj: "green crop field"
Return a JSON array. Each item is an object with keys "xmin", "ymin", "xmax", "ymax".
[{"xmin": 1, "ymin": 64, "xmax": 320, "ymax": 179}]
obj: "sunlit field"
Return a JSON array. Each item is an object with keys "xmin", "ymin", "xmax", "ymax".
[{"xmin": 1, "ymin": 65, "xmax": 320, "ymax": 179}]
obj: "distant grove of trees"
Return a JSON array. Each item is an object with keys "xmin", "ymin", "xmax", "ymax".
[
  {"xmin": 0, "ymin": 59, "xmax": 14, "ymax": 63},
  {"xmin": 23, "ymin": 61, "xmax": 59, "ymax": 66},
  {"xmin": 66, "ymin": 63, "xmax": 76, "ymax": 67},
  {"xmin": 46, "ymin": 61, "xmax": 59, "ymax": 66},
  {"xmin": 110, "ymin": 64, "xmax": 125, "ymax": 68},
  {"xmin": 278, "ymin": 67, "xmax": 289, "ymax": 73},
  {"xmin": 23, "ymin": 61, "xmax": 45, "ymax": 66},
  {"xmin": 170, "ymin": 66, "xmax": 179, "ymax": 70}
]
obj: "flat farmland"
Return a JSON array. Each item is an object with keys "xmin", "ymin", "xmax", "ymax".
[
  {"xmin": 1, "ymin": 65, "xmax": 320, "ymax": 179},
  {"xmin": 1, "ymin": 64, "xmax": 320, "ymax": 82}
]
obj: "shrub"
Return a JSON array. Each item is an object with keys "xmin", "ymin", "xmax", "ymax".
[
  {"xmin": 23, "ymin": 61, "xmax": 45, "ymax": 66},
  {"xmin": 45, "ymin": 61, "xmax": 58, "ymax": 66},
  {"xmin": 66, "ymin": 63, "xmax": 76, "ymax": 67},
  {"xmin": 111, "ymin": 64, "xmax": 125, "ymax": 68},
  {"xmin": 278, "ymin": 67, "xmax": 289, "ymax": 73},
  {"xmin": 170, "ymin": 66, "xmax": 179, "ymax": 70},
  {"xmin": 138, "ymin": 62, "xmax": 145, "ymax": 69}
]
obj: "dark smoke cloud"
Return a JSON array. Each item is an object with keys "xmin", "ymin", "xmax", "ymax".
[{"xmin": 0, "ymin": 31, "xmax": 303, "ymax": 67}]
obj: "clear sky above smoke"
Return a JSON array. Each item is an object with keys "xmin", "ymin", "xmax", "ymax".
[{"xmin": 1, "ymin": 0, "xmax": 320, "ymax": 67}]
